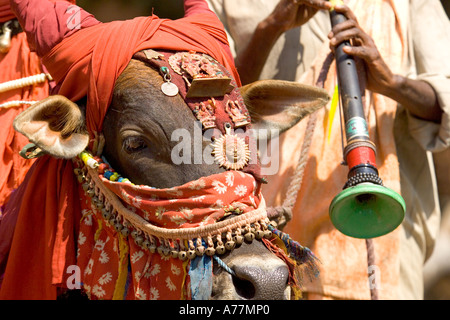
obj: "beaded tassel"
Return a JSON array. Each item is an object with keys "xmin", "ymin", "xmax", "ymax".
[
  {"xmin": 268, "ymin": 224, "xmax": 320, "ymax": 281},
  {"xmin": 79, "ymin": 151, "xmax": 132, "ymax": 183}
]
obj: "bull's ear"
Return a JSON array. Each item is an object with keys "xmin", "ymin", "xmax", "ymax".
[
  {"xmin": 240, "ymin": 80, "xmax": 329, "ymax": 133},
  {"xmin": 13, "ymin": 95, "xmax": 89, "ymax": 159}
]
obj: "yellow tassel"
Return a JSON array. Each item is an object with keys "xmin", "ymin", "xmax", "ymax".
[
  {"xmin": 329, "ymin": 0, "xmax": 344, "ymax": 9},
  {"xmin": 112, "ymin": 234, "xmax": 129, "ymax": 300},
  {"xmin": 291, "ymin": 282, "xmax": 303, "ymax": 300},
  {"xmin": 271, "ymin": 234, "xmax": 289, "ymax": 255},
  {"xmin": 180, "ymin": 259, "xmax": 190, "ymax": 300},
  {"xmin": 265, "ymin": 237, "xmax": 304, "ymax": 300},
  {"xmin": 327, "ymin": 84, "xmax": 339, "ymax": 143},
  {"xmin": 94, "ymin": 218, "xmax": 103, "ymax": 242}
]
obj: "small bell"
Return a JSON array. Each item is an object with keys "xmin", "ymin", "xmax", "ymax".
[
  {"xmin": 178, "ymin": 250, "xmax": 188, "ymax": 261},
  {"xmin": 170, "ymin": 249, "xmax": 179, "ymax": 259},
  {"xmin": 0, "ymin": 22, "xmax": 12, "ymax": 54},
  {"xmin": 205, "ymin": 247, "xmax": 215, "ymax": 256},
  {"xmin": 101, "ymin": 208, "xmax": 112, "ymax": 220},
  {"xmin": 187, "ymin": 249, "xmax": 197, "ymax": 260},
  {"xmin": 195, "ymin": 245, "xmax": 205, "ymax": 257},
  {"xmin": 233, "ymin": 235, "xmax": 244, "ymax": 246},
  {"xmin": 148, "ymin": 243, "xmax": 157, "ymax": 254},
  {"xmin": 244, "ymin": 232, "xmax": 255, "ymax": 243},
  {"xmin": 114, "ymin": 222, "xmax": 123, "ymax": 232},
  {"xmin": 215, "ymin": 244, "xmax": 226, "ymax": 255},
  {"xmin": 162, "ymin": 246, "xmax": 171, "ymax": 256},
  {"xmin": 225, "ymin": 240, "xmax": 236, "ymax": 251},
  {"xmin": 134, "ymin": 236, "xmax": 144, "ymax": 246},
  {"xmin": 255, "ymin": 230, "xmax": 265, "ymax": 240},
  {"xmin": 120, "ymin": 227, "xmax": 130, "ymax": 237},
  {"xmin": 142, "ymin": 240, "xmax": 151, "ymax": 249}
]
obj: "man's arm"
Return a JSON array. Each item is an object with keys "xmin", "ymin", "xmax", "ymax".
[
  {"xmin": 184, "ymin": 0, "xmax": 216, "ymax": 16},
  {"xmin": 234, "ymin": 0, "xmax": 332, "ymax": 85}
]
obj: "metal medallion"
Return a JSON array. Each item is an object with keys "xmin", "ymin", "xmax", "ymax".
[{"xmin": 161, "ymin": 82, "xmax": 179, "ymax": 97}]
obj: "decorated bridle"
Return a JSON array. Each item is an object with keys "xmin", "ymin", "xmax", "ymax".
[{"xmin": 135, "ymin": 49, "xmax": 257, "ymax": 175}]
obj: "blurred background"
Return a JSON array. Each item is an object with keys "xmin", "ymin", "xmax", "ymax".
[
  {"xmin": 77, "ymin": 0, "xmax": 450, "ymax": 22},
  {"xmin": 77, "ymin": 0, "xmax": 184, "ymax": 20},
  {"xmin": 75, "ymin": 0, "xmax": 450, "ymax": 300},
  {"xmin": 443, "ymin": 0, "xmax": 450, "ymax": 18}
]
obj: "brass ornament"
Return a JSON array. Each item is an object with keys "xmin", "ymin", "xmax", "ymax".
[
  {"xmin": 211, "ymin": 125, "xmax": 251, "ymax": 171},
  {"xmin": 225, "ymin": 100, "xmax": 250, "ymax": 127},
  {"xmin": 193, "ymin": 98, "xmax": 216, "ymax": 129},
  {"xmin": 168, "ymin": 51, "xmax": 234, "ymax": 98}
]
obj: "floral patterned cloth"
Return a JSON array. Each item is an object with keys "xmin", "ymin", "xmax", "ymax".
[{"xmin": 77, "ymin": 169, "xmax": 263, "ymax": 299}]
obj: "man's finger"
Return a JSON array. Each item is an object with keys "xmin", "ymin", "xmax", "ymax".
[
  {"xmin": 342, "ymin": 45, "xmax": 377, "ymax": 62},
  {"xmin": 333, "ymin": 4, "xmax": 359, "ymax": 23},
  {"xmin": 300, "ymin": 0, "xmax": 333, "ymax": 10},
  {"xmin": 330, "ymin": 27, "xmax": 362, "ymax": 46},
  {"xmin": 329, "ymin": 19, "xmax": 358, "ymax": 38}
]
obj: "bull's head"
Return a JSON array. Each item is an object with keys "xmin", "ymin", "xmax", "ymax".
[
  {"xmin": 10, "ymin": 0, "xmax": 329, "ymax": 300},
  {"xmin": 14, "ymin": 57, "xmax": 328, "ymax": 299}
]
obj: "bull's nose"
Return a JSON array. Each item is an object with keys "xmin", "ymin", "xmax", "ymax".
[{"xmin": 232, "ymin": 265, "xmax": 289, "ymax": 300}]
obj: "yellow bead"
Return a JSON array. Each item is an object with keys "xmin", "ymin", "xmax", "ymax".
[{"xmin": 80, "ymin": 151, "xmax": 89, "ymax": 162}]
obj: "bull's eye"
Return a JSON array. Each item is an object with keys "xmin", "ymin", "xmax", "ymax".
[{"xmin": 123, "ymin": 136, "xmax": 147, "ymax": 153}]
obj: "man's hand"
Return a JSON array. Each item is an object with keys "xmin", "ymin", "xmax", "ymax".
[
  {"xmin": 327, "ymin": 5, "xmax": 395, "ymax": 96},
  {"xmin": 328, "ymin": 5, "xmax": 442, "ymax": 122},
  {"xmin": 236, "ymin": 0, "xmax": 332, "ymax": 84},
  {"xmin": 266, "ymin": 0, "xmax": 332, "ymax": 33}
]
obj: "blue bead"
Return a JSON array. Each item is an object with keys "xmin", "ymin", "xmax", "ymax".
[{"xmin": 104, "ymin": 171, "xmax": 113, "ymax": 179}]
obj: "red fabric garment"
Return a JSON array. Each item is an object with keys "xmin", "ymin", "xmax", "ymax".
[
  {"xmin": 0, "ymin": 156, "xmax": 81, "ymax": 299},
  {"xmin": 0, "ymin": 0, "xmax": 78, "ymax": 205},
  {"xmin": 41, "ymin": 12, "xmax": 238, "ymax": 137},
  {"xmin": 10, "ymin": 0, "xmax": 95, "ymax": 56},
  {"xmin": 1, "ymin": 0, "xmax": 240, "ymax": 299},
  {"xmin": 0, "ymin": 0, "xmax": 76, "ymax": 280},
  {"xmin": 0, "ymin": 33, "xmax": 47, "ymax": 207}
]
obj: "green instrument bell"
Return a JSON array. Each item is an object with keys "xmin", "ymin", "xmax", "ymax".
[{"xmin": 329, "ymin": 183, "xmax": 405, "ymax": 239}]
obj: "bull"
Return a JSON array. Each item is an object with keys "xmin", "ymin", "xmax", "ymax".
[{"xmin": 1, "ymin": 0, "xmax": 329, "ymax": 300}]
